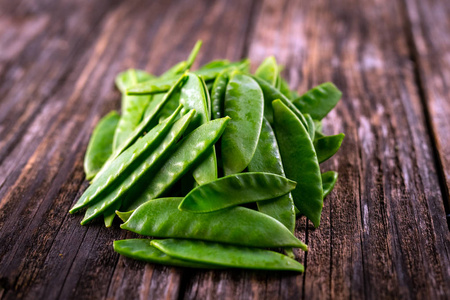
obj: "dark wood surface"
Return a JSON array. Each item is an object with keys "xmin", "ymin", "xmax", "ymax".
[{"xmin": 0, "ymin": 0, "xmax": 449, "ymax": 299}]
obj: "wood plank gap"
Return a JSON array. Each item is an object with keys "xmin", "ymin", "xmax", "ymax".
[{"xmin": 398, "ymin": 0, "xmax": 450, "ymax": 229}]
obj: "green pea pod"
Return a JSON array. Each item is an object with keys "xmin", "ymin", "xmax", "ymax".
[
  {"xmin": 255, "ymin": 56, "xmax": 278, "ymax": 86},
  {"xmin": 113, "ymin": 69, "xmax": 152, "ymax": 151},
  {"xmin": 314, "ymin": 133, "xmax": 345, "ymax": 163},
  {"xmin": 70, "ymin": 105, "xmax": 185, "ymax": 213},
  {"xmin": 248, "ymin": 118, "xmax": 295, "ymax": 232},
  {"xmin": 121, "ymin": 198, "xmax": 307, "ymax": 250},
  {"xmin": 278, "ymin": 77, "xmax": 292, "ymax": 99},
  {"xmin": 200, "ymin": 76, "xmax": 211, "ymax": 120},
  {"xmin": 178, "ymin": 172, "xmax": 296, "ymax": 213},
  {"xmin": 211, "ymin": 69, "xmax": 229, "ymax": 120},
  {"xmin": 185, "ymin": 40, "xmax": 202, "ymax": 70},
  {"xmin": 113, "ymin": 239, "xmax": 216, "ymax": 269},
  {"xmin": 272, "ymin": 99, "xmax": 323, "ymax": 227},
  {"xmin": 252, "ymin": 75, "xmax": 308, "ymax": 131},
  {"xmin": 222, "ymin": 73, "xmax": 264, "ymax": 175},
  {"xmin": 194, "ymin": 59, "xmax": 250, "ymax": 81},
  {"xmin": 197, "ymin": 59, "xmax": 230, "ymax": 70},
  {"xmin": 125, "ymin": 117, "xmax": 230, "ymax": 210},
  {"xmin": 314, "ymin": 120, "xmax": 323, "ymax": 135},
  {"xmin": 126, "ymin": 76, "xmax": 182, "ymax": 95},
  {"xmin": 116, "ymin": 210, "xmax": 133, "ymax": 222},
  {"xmin": 152, "ymin": 239, "xmax": 304, "ymax": 272},
  {"xmin": 80, "ymin": 109, "xmax": 194, "ymax": 224},
  {"xmin": 84, "ymin": 111, "xmax": 120, "ymax": 180},
  {"xmin": 103, "ymin": 198, "xmax": 121, "ymax": 227},
  {"xmin": 292, "ymin": 82, "xmax": 342, "ymax": 120},
  {"xmin": 322, "ymin": 171, "xmax": 338, "ymax": 198},
  {"xmin": 303, "ymin": 113, "xmax": 315, "ymax": 140},
  {"xmin": 179, "ymin": 73, "xmax": 217, "ymax": 185}
]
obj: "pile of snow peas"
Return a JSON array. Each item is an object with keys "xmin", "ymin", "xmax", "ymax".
[{"xmin": 70, "ymin": 41, "xmax": 344, "ymax": 272}]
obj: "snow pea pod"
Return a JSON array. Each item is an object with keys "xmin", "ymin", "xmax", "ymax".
[
  {"xmin": 113, "ymin": 239, "xmax": 216, "ymax": 269},
  {"xmin": 70, "ymin": 105, "xmax": 184, "ymax": 213},
  {"xmin": 125, "ymin": 117, "xmax": 230, "ymax": 210},
  {"xmin": 252, "ymin": 75, "xmax": 308, "ymax": 131},
  {"xmin": 278, "ymin": 76, "xmax": 292, "ymax": 99},
  {"xmin": 272, "ymin": 99, "xmax": 323, "ymax": 227},
  {"xmin": 255, "ymin": 56, "xmax": 278, "ymax": 86},
  {"xmin": 84, "ymin": 111, "xmax": 120, "ymax": 180},
  {"xmin": 194, "ymin": 59, "xmax": 250, "ymax": 81},
  {"xmin": 152, "ymin": 239, "xmax": 304, "ymax": 272},
  {"xmin": 179, "ymin": 73, "xmax": 217, "ymax": 185},
  {"xmin": 248, "ymin": 118, "xmax": 295, "ymax": 232},
  {"xmin": 121, "ymin": 198, "xmax": 307, "ymax": 250},
  {"xmin": 126, "ymin": 76, "xmax": 181, "ymax": 95},
  {"xmin": 210, "ymin": 69, "xmax": 229, "ymax": 120},
  {"xmin": 322, "ymin": 171, "xmax": 338, "ymax": 198},
  {"xmin": 314, "ymin": 133, "xmax": 345, "ymax": 163},
  {"xmin": 113, "ymin": 69, "xmax": 151, "ymax": 151},
  {"xmin": 116, "ymin": 69, "xmax": 154, "ymax": 91},
  {"xmin": 178, "ymin": 172, "xmax": 296, "ymax": 213},
  {"xmin": 292, "ymin": 82, "xmax": 342, "ymax": 120},
  {"xmin": 221, "ymin": 73, "xmax": 264, "ymax": 175},
  {"xmin": 81, "ymin": 109, "xmax": 194, "ymax": 224}
]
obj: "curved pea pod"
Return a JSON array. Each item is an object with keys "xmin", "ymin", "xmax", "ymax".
[
  {"xmin": 255, "ymin": 56, "xmax": 278, "ymax": 86},
  {"xmin": 322, "ymin": 171, "xmax": 338, "ymax": 198},
  {"xmin": 113, "ymin": 239, "xmax": 216, "ymax": 269},
  {"xmin": 252, "ymin": 75, "xmax": 308, "ymax": 130},
  {"xmin": 125, "ymin": 117, "xmax": 230, "ymax": 210},
  {"xmin": 211, "ymin": 69, "xmax": 229, "ymax": 120},
  {"xmin": 303, "ymin": 113, "xmax": 315, "ymax": 140},
  {"xmin": 222, "ymin": 73, "xmax": 264, "ymax": 175},
  {"xmin": 84, "ymin": 111, "xmax": 120, "ymax": 180},
  {"xmin": 113, "ymin": 69, "xmax": 152, "ymax": 151},
  {"xmin": 248, "ymin": 118, "xmax": 295, "ymax": 232},
  {"xmin": 179, "ymin": 73, "xmax": 217, "ymax": 185},
  {"xmin": 70, "ymin": 105, "xmax": 184, "ymax": 213},
  {"xmin": 121, "ymin": 198, "xmax": 307, "ymax": 250},
  {"xmin": 80, "ymin": 109, "xmax": 194, "ymax": 224},
  {"xmin": 278, "ymin": 76, "xmax": 292, "ymax": 99},
  {"xmin": 152, "ymin": 239, "xmax": 304, "ymax": 272},
  {"xmin": 194, "ymin": 59, "xmax": 250, "ymax": 81},
  {"xmin": 272, "ymin": 99, "xmax": 323, "ymax": 227},
  {"xmin": 126, "ymin": 76, "xmax": 183, "ymax": 95},
  {"xmin": 292, "ymin": 82, "xmax": 342, "ymax": 120},
  {"xmin": 314, "ymin": 133, "xmax": 345, "ymax": 163},
  {"xmin": 178, "ymin": 172, "xmax": 296, "ymax": 213}
]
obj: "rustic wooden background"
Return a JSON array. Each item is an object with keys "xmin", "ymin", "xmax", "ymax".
[{"xmin": 0, "ymin": 0, "xmax": 449, "ymax": 299}]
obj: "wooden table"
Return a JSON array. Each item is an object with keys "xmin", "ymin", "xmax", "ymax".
[{"xmin": 1, "ymin": 0, "xmax": 449, "ymax": 299}]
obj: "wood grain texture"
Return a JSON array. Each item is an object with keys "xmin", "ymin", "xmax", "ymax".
[{"xmin": 0, "ymin": 0, "xmax": 449, "ymax": 299}]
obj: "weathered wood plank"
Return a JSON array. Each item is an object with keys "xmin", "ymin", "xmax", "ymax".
[{"xmin": 402, "ymin": 0, "xmax": 450, "ymax": 221}]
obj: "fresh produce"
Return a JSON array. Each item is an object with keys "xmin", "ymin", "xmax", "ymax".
[{"xmin": 70, "ymin": 41, "xmax": 344, "ymax": 272}]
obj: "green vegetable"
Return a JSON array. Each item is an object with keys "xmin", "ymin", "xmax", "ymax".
[
  {"xmin": 84, "ymin": 111, "xmax": 120, "ymax": 180},
  {"xmin": 272, "ymin": 99, "xmax": 323, "ymax": 227},
  {"xmin": 255, "ymin": 56, "xmax": 279, "ymax": 86},
  {"xmin": 210, "ymin": 69, "xmax": 229, "ymax": 120},
  {"xmin": 152, "ymin": 239, "xmax": 304, "ymax": 272},
  {"xmin": 314, "ymin": 133, "xmax": 345, "ymax": 163},
  {"xmin": 292, "ymin": 82, "xmax": 342, "ymax": 120},
  {"xmin": 221, "ymin": 73, "xmax": 264, "ymax": 175},
  {"xmin": 322, "ymin": 171, "xmax": 338, "ymax": 198},
  {"xmin": 178, "ymin": 172, "xmax": 296, "ymax": 213},
  {"xmin": 120, "ymin": 198, "xmax": 307, "ymax": 250}
]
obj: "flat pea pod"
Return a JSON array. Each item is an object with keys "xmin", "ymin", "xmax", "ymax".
[
  {"xmin": 178, "ymin": 172, "xmax": 296, "ymax": 213},
  {"xmin": 322, "ymin": 171, "xmax": 338, "ymax": 198},
  {"xmin": 80, "ymin": 109, "xmax": 194, "ymax": 224},
  {"xmin": 113, "ymin": 239, "xmax": 217, "ymax": 269},
  {"xmin": 113, "ymin": 69, "xmax": 152, "ymax": 151},
  {"xmin": 125, "ymin": 117, "xmax": 230, "ymax": 210},
  {"xmin": 221, "ymin": 73, "xmax": 264, "ymax": 175},
  {"xmin": 197, "ymin": 59, "xmax": 230, "ymax": 70},
  {"xmin": 84, "ymin": 111, "xmax": 120, "ymax": 180},
  {"xmin": 303, "ymin": 113, "xmax": 315, "ymax": 140},
  {"xmin": 255, "ymin": 56, "xmax": 278, "ymax": 86},
  {"xmin": 70, "ymin": 105, "xmax": 184, "ymax": 213},
  {"xmin": 210, "ymin": 69, "xmax": 229, "ymax": 120},
  {"xmin": 126, "ymin": 76, "xmax": 182, "ymax": 95},
  {"xmin": 121, "ymin": 198, "xmax": 307, "ymax": 250},
  {"xmin": 248, "ymin": 118, "xmax": 295, "ymax": 232},
  {"xmin": 278, "ymin": 76, "xmax": 292, "ymax": 99},
  {"xmin": 251, "ymin": 75, "xmax": 308, "ymax": 131},
  {"xmin": 292, "ymin": 82, "xmax": 342, "ymax": 120},
  {"xmin": 152, "ymin": 239, "xmax": 304, "ymax": 272},
  {"xmin": 116, "ymin": 69, "xmax": 154, "ymax": 91},
  {"xmin": 314, "ymin": 133, "xmax": 345, "ymax": 163},
  {"xmin": 179, "ymin": 73, "xmax": 217, "ymax": 185},
  {"xmin": 272, "ymin": 99, "xmax": 323, "ymax": 227}
]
